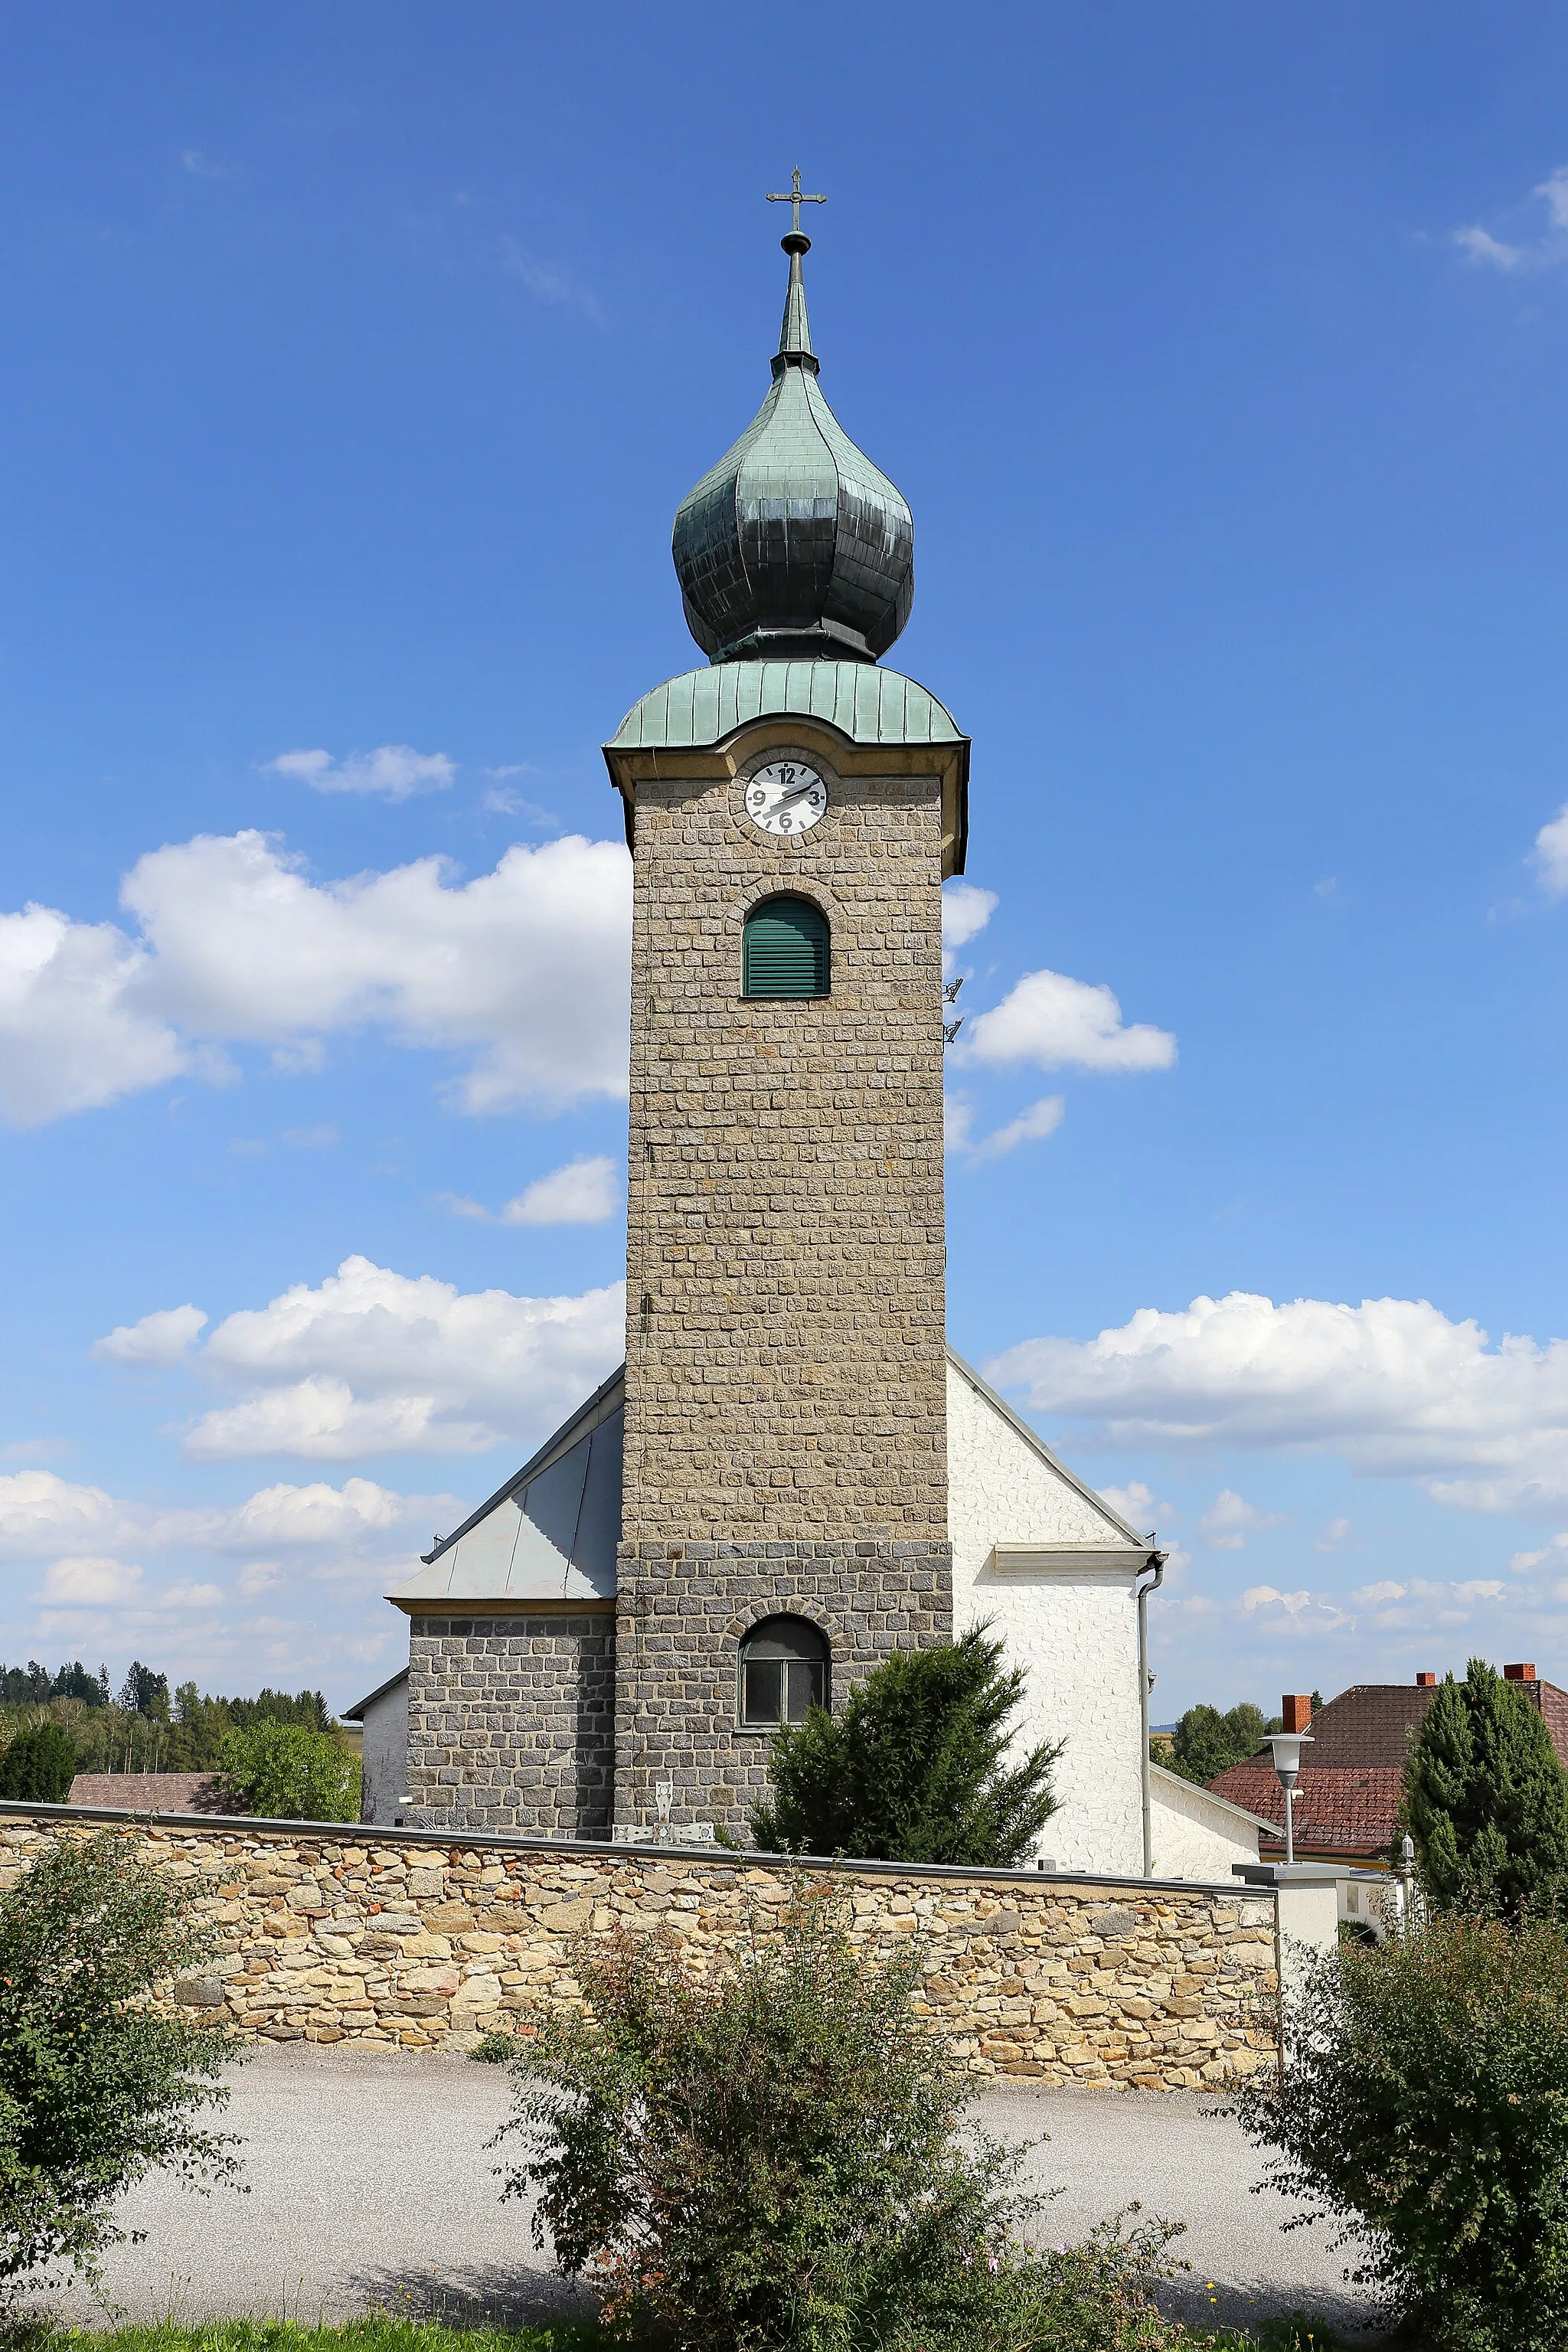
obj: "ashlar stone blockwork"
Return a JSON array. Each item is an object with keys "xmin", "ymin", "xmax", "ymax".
[
  {"xmin": 614, "ymin": 1537, "xmax": 952, "ymax": 1835},
  {"xmin": 403, "ymin": 1611, "xmax": 616, "ymax": 1836},
  {"xmin": 614, "ymin": 731, "xmax": 956, "ymax": 1838},
  {"xmin": 622, "ymin": 740, "xmax": 950, "ymax": 1544}
]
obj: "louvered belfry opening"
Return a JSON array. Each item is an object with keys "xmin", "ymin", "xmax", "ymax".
[{"xmin": 743, "ymin": 893, "xmax": 830, "ymax": 998}]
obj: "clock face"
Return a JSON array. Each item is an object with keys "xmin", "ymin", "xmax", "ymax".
[{"xmin": 743, "ymin": 760, "xmax": 828, "ymax": 838}]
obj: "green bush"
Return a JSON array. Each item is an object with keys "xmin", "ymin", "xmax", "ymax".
[
  {"xmin": 214, "ymin": 1720, "xmax": 361, "ymax": 1822},
  {"xmin": 1159, "ymin": 1704, "xmax": 1269, "ymax": 1788},
  {"xmin": 1404, "ymin": 1657, "xmax": 1568, "ymax": 1915},
  {"xmin": 747, "ymin": 1624, "xmax": 1060, "ymax": 1866},
  {"xmin": 495, "ymin": 1879, "xmax": 1191, "ymax": 2352},
  {"xmin": 0, "ymin": 1725, "xmax": 78, "ymax": 1804},
  {"xmin": 1233, "ymin": 1908, "xmax": 1568, "ymax": 2351},
  {"xmin": 0, "ymin": 1830, "xmax": 240, "ymax": 2287}
]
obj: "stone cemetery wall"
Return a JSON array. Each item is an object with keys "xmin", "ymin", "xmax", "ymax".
[{"xmin": 0, "ymin": 1808, "xmax": 1278, "ymax": 2092}]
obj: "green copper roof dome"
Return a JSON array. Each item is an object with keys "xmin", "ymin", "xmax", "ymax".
[{"xmin": 671, "ymin": 230, "xmax": 914, "ymax": 666}]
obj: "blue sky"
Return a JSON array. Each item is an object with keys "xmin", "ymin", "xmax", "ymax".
[{"xmin": 6, "ymin": 2, "xmax": 1568, "ymax": 1716}]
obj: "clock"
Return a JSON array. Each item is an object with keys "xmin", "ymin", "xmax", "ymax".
[{"xmin": 743, "ymin": 760, "xmax": 828, "ymax": 838}]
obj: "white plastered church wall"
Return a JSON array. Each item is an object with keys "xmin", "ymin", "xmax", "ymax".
[
  {"xmin": 1148, "ymin": 1762, "xmax": 1266, "ymax": 1880},
  {"xmin": 946, "ymin": 1356, "xmax": 1147, "ymax": 1877}
]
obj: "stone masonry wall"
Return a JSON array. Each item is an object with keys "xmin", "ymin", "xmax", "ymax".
[
  {"xmin": 614, "ymin": 1538, "xmax": 951, "ymax": 1836},
  {"xmin": 0, "ymin": 1808, "xmax": 1278, "ymax": 2092},
  {"xmin": 622, "ymin": 740, "xmax": 949, "ymax": 1544},
  {"xmin": 403, "ymin": 1612, "xmax": 616, "ymax": 1836}
]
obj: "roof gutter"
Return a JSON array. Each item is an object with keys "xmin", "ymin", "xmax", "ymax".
[{"xmin": 1137, "ymin": 1549, "xmax": 1167, "ymax": 1878}]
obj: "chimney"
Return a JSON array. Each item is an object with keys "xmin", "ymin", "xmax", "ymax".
[
  {"xmin": 1282, "ymin": 1693, "xmax": 1313, "ymax": 1733},
  {"xmin": 1416, "ymin": 1672, "xmax": 1436, "ymax": 1687},
  {"xmin": 1504, "ymin": 1663, "xmax": 1538, "ymax": 1682}
]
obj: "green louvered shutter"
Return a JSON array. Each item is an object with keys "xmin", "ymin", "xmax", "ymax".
[{"xmin": 743, "ymin": 895, "xmax": 831, "ymax": 998}]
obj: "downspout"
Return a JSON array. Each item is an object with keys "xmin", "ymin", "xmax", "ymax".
[{"xmin": 1137, "ymin": 1547, "xmax": 1167, "ymax": 1878}]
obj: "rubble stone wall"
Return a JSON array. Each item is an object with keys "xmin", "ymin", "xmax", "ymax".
[{"xmin": 0, "ymin": 1808, "xmax": 1278, "ymax": 2092}]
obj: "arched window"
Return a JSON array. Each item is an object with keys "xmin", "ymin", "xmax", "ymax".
[
  {"xmin": 743, "ymin": 895, "xmax": 830, "ymax": 1000},
  {"xmin": 738, "ymin": 1615, "xmax": 829, "ymax": 1726}
]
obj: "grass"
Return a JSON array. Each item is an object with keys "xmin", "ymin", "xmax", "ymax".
[{"xmin": 0, "ymin": 2311, "xmax": 1372, "ymax": 2352}]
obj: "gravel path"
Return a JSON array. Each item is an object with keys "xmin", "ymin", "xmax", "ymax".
[{"xmin": 42, "ymin": 2043, "xmax": 1377, "ymax": 2338}]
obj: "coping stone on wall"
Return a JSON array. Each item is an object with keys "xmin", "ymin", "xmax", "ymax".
[{"xmin": 0, "ymin": 1798, "xmax": 1269, "ymax": 1903}]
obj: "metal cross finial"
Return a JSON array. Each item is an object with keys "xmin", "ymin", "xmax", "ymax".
[{"xmin": 766, "ymin": 167, "xmax": 825, "ymax": 234}]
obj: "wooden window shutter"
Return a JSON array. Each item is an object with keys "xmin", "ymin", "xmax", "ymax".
[{"xmin": 743, "ymin": 895, "xmax": 830, "ymax": 999}]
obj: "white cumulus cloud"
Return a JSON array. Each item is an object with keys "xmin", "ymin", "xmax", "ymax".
[
  {"xmin": 985, "ymin": 1289, "xmax": 1568, "ymax": 1511},
  {"xmin": 38, "ymin": 1556, "xmax": 143, "ymax": 1606},
  {"xmin": 959, "ymin": 1096, "xmax": 1065, "ymax": 1165},
  {"xmin": 1199, "ymin": 1489, "xmax": 1285, "ymax": 1551},
  {"xmin": 0, "ymin": 828, "xmax": 632, "ymax": 1126},
  {"xmin": 959, "ymin": 969, "xmax": 1177, "ymax": 1075},
  {"xmin": 165, "ymin": 1253, "xmax": 624, "ymax": 1461},
  {"xmin": 1455, "ymin": 166, "xmax": 1568, "ymax": 273},
  {"xmin": 443, "ymin": 1156, "xmax": 620, "ymax": 1227},
  {"xmin": 92, "ymin": 1305, "xmax": 208, "ymax": 1367},
  {"xmin": 1098, "ymin": 1480, "xmax": 1162, "ymax": 1530},
  {"xmin": 265, "ymin": 745, "xmax": 455, "ymax": 800},
  {"xmin": 0, "ymin": 906, "xmax": 194, "ymax": 1126},
  {"xmin": 1532, "ymin": 799, "xmax": 1568, "ymax": 897},
  {"xmin": 940, "ymin": 881, "xmax": 998, "ymax": 964},
  {"xmin": 1351, "ymin": 1576, "xmax": 1505, "ymax": 1629},
  {"xmin": 0, "ymin": 1466, "xmax": 460, "ymax": 1568}
]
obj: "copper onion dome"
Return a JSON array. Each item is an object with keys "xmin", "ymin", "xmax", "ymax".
[{"xmin": 671, "ymin": 229, "xmax": 914, "ymax": 665}]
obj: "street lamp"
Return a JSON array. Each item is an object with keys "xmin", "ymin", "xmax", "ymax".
[{"xmin": 1266, "ymin": 1730, "xmax": 1314, "ymax": 1867}]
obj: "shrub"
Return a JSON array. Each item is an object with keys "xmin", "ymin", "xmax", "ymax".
[
  {"xmin": 1404, "ymin": 1657, "xmax": 1568, "ymax": 1914},
  {"xmin": 0, "ymin": 1830, "xmax": 240, "ymax": 2287},
  {"xmin": 1233, "ymin": 1908, "xmax": 1568, "ymax": 2351},
  {"xmin": 747, "ymin": 1624, "xmax": 1060, "ymax": 1866},
  {"xmin": 214, "ymin": 1720, "xmax": 361, "ymax": 1822},
  {"xmin": 0, "ymin": 1725, "xmax": 77, "ymax": 1804},
  {"xmin": 497, "ymin": 1879, "xmax": 1056, "ymax": 2352}
]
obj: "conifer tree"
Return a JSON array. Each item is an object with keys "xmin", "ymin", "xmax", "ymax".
[
  {"xmin": 747, "ymin": 1623, "xmax": 1060, "ymax": 1867},
  {"xmin": 1405, "ymin": 1658, "xmax": 1568, "ymax": 1914},
  {"xmin": 0, "ymin": 1724, "xmax": 77, "ymax": 1804}
]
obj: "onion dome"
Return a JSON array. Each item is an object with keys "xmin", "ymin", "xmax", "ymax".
[{"xmin": 672, "ymin": 230, "xmax": 914, "ymax": 665}]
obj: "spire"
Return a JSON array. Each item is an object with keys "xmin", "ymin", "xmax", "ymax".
[
  {"xmin": 670, "ymin": 181, "xmax": 914, "ymax": 666},
  {"xmin": 766, "ymin": 172, "xmax": 825, "ymax": 371},
  {"xmin": 776, "ymin": 231, "xmax": 817, "ymax": 370}
]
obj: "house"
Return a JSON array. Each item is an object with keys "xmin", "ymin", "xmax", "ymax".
[{"xmin": 1208, "ymin": 1665, "xmax": 1568, "ymax": 1862}]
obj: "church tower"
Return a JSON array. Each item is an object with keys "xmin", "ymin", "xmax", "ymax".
[
  {"xmin": 376, "ymin": 198, "xmax": 1165, "ymax": 1868},
  {"xmin": 603, "ymin": 199, "xmax": 970, "ymax": 1835}
]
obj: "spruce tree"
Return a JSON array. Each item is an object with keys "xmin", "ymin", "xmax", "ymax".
[
  {"xmin": 1405, "ymin": 1658, "xmax": 1568, "ymax": 1914},
  {"xmin": 747, "ymin": 1623, "xmax": 1060, "ymax": 1867}
]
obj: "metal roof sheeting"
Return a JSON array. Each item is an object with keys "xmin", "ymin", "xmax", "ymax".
[
  {"xmin": 609, "ymin": 661, "xmax": 962, "ymax": 755},
  {"xmin": 386, "ymin": 1400, "xmax": 622, "ymax": 1608}
]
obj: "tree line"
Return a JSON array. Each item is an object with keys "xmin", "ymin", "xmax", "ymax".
[{"xmin": 0, "ymin": 1658, "xmax": 336, "ymax": 1775}]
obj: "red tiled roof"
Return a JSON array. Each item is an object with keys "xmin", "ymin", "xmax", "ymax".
[
  {"xmin": 1299, "ymin": 1684, "xmax": 1436, "ymax": 1768},
  {"xmin": 1207, "ymin": 1761, "xmax": 1406, "ymax": 1859},
  {"xmin": 66, "ymin": 1773, "xmax": 247, "ymax": 1815}
]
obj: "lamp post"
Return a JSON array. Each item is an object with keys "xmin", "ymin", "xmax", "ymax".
[
  {"xmin": 1398, "ymin": 1830, "xmax": 1415, "ymax": 1936},
  {"xmin": 1266, "ymin": 1730, "xmax": 1314, "ymax": 1867}
]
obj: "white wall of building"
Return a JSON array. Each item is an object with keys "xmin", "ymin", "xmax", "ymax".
[
  {"xmin": 357, "ymin": 1672, "xmax": 410, "ymax": 1827},
  {"xmin": 946, "ymin": 1356, "xmax": 1148, "ymax": 1877},
  {"xmin": 1148, "ymin": 1762, "xmax": 1263, "ymax": 1881}
]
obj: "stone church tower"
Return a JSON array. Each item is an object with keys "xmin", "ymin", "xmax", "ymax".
[
  {"xmin": 372, "ymin": 214, "xmax": 1174, "ymax": 1877},
  {"xmin": 603, "ymin": 220, "xmax": 969, "ymax": 1835}
]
